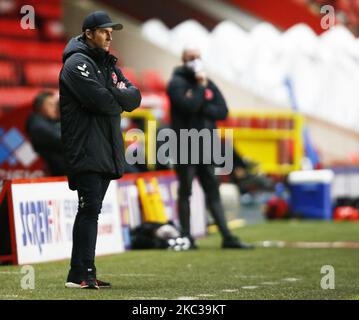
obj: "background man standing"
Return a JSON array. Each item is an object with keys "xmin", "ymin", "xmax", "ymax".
[
  {"xmin": 26, "ymin": 91, "xmax": 66, "ymax": 176},
  {"xmin": 167, "ymin": 46, "xmax": 254, "ymax": 250},
  {"xmin": 60, "ymin": 11, "xmax": 141, "ymax": 289}
]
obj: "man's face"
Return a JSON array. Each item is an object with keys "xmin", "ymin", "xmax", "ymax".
[
  {"xmin": 87, "ymin": 27, "xmax": 113, "ymax": 51},
  {"xmin": 41, "ymin": 95, "xmax": 59, "ymax": 120},
  {"xmin": 182, "ymin": 48, "xmax": 201, "ymax": 64}
]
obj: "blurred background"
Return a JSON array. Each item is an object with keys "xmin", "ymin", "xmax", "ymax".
[{"xmin": 1, "ymin": 0, "xmax": 359, "ymax": 224}]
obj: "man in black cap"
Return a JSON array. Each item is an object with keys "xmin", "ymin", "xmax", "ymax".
[{"xmin": 59, "ymin": 11, "xmax": 141, "ymax": 289}]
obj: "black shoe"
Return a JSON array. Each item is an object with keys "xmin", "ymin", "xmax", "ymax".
[
  {"xmin": 80, "ymin": 278, "xmax": 99, "ymax": 290},
  {"xmin": 187, "ymin": 235, "xmax": 198, "ymax": 250},
  {"xmin": 65, "ymin": 278, "xmax": 111, "ymax": 289},
  {"xmin": 222, "ymin": 236, "xmax": 255, "ymax": 249},
  {"xmin": 189, "ymin": 242, "xmax": 198, "ymax": 250},
  {"xmin": 96, "ymin": 279, "xmax": 111, "ymax": 288},
  {"xmin": 65, "ymin": 278, "xmax": 99, "ymax": 289},
  {"xmin": 65, "ymin": 267, "xmax": 106, "ymax": 289}
]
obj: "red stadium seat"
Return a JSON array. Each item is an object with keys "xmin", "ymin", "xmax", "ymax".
[
  {"xmin": 0, "ymin": 38, "xmax": 65, "ymax": 61},
  {"xmin": 35, "ymin": 3, "xmax": 62, "ymax": 20},
  {"xmin": 337, "ymin": 0, "xmax": 351, "ymax": 10},
  {"xmin": 42, "ymin": 20, "xmax": 65, "ymax": 40},
  {"xmin": 17, "ymin": 0, "xmax": 62, "ymax": 6},
  {"xmin": 141, "ymin": 69, "xmax": 166, "ymax": 92},
  {"xmin": 121, "ymin": 66, "xmax": 140, "ymax": 88},
  {"xmin": 0, "ymin": 19, "xmax": 39, "ymax": 39},
  {"xmin": 17, "ymin": 1, "xmax": 62, "ymax": 19},
  {"xmin": 23, "ymin": 62, "xmax": 62, "ymax": 87},
  {"xmin": 0, "ymin": 60, "xmax": 19, "ymax": 86},
  {"xmin": 0, "ymin": 87, "xmax": 58, "ymax": 109}
]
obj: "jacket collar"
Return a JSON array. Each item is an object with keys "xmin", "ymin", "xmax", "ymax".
[{"xmin": 86, "ymin": 44, "xmax": 118, "ymax": 67}]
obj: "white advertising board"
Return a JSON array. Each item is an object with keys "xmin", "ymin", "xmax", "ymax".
[{"xmin": 11, "ymin": 180, "xmax": 124, "ymax": 265}]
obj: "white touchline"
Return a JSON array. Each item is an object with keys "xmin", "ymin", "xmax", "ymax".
[
  {"xmin": 282, "ymin": 278, "xmax": 300, "ymax": 282},
  {"xmin": 222, "ymin": 289, "xmax": 239, "ymax": 292}
]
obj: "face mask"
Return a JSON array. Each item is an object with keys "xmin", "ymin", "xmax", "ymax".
[{"xmin": 185, "ymin": 58, "xmax": 204, "ymax": 73}]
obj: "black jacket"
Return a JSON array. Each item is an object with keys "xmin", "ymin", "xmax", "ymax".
[
  {"xmin": 26, "ymin": 113, "xmax": 66, "ymax": 176},
  {"xmin": 59, "ymin": 36, "xmax": 141, "ymax": 189},
  {"xmin": 167, "ymin": 66, "xmax": 228, "ymax": 164}
]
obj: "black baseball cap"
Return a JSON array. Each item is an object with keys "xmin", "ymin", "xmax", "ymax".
[{"xmin": 82, "ymin": 11, "xmax": 123, "ymax": 32}]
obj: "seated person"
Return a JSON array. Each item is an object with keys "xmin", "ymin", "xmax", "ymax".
[
  {"xmin": 221, "ymin": 140, "xmax": 273, "ymax": 195},
  {"xmin": 26, "ymin": 91, "xmax": 66, "ymax": 176}
]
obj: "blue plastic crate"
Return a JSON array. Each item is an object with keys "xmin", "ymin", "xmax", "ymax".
[{"xmin": 288, "ymin": 170, "xmax": 334, "ymax": 220}]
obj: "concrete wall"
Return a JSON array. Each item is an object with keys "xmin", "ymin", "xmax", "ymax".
[{"xmin": 305, "ymin": 115, "xmax": 359, "ymax": 165}]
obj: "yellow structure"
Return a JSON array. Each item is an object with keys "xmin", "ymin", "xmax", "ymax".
[
  {"xmin": 218, "ymin": 109, "xmax": 304, "ymax": 175},
  {"xmin": 124, "ymin": 107, "xmax": 304, "ymax": 176},
  {"xmin": 136, "ymin": 177, "xmax": 168, "ymax": 224},
  {"xmin": 123, "ymin": 109, "xmax": 158, "ymax": 171}
]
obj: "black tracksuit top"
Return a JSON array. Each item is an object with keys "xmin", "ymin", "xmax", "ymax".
[
  {"xmin": 59, "ymin": 36, "xmax": 141, "ymax": 187},
  {"xmin": 167, "ymin": 66, "xmax": 229, "ymax": 163}
]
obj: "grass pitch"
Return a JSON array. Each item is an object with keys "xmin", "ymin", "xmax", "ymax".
[{"xmin": 1, "ymin": 220, "xmax": 358, "ymax": 300}]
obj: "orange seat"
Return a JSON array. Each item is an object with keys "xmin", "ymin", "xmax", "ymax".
[{"xmin": 24, "ymin": 62, "xmax": 62, "ymax": 87}]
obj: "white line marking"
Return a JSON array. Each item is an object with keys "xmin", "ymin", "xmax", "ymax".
[
  {"xmin": 260, "ymin": 240, "xmax": 286, "ymax": 248},
  {"xmin": 261, "ymin": 282, "xmax": 280, "ymax": 285},
  {"xmin": 282, "ymin": 278, "xmax": 300, "ymax": 282},
  {"xmin": 222, "ymin": 289, "xmax": 239, "ymax": 293},
  {"xmin": 235, "ymin": 275, "xmax": 266, "ymax": 279},
  {"xmin": 258, "ymin": 241, "xmax": 359, "ymax": 249},
  {"xmin": 241, "ymin": 286, "xmax": 259, "ymax": 290}
]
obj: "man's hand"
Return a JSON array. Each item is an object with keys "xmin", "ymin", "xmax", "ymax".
[
  {"xmin": 116, "ymin": 81, "xmax": 127, "ymax": 89},
  {"xmin": 195, "ymin": 71, "xmax": 208, "ymax": 87}
]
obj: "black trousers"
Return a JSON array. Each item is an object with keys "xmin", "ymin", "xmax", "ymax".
[
  {"xmin": 69, "ymin": 173, "xmax": 111, "ymax": 278},
  {"xmin": 175, "ymin": 164, "xmax": 232, "ymax": 240}
]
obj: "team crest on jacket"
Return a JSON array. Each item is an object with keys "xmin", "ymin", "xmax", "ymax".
[
  {"xmin": 205, "ymin": 88, "xmax": 214, "ymax": 100},
  {"xmin": 112, "ymin": 72, "xmax": 118, "ymax": 84}
]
